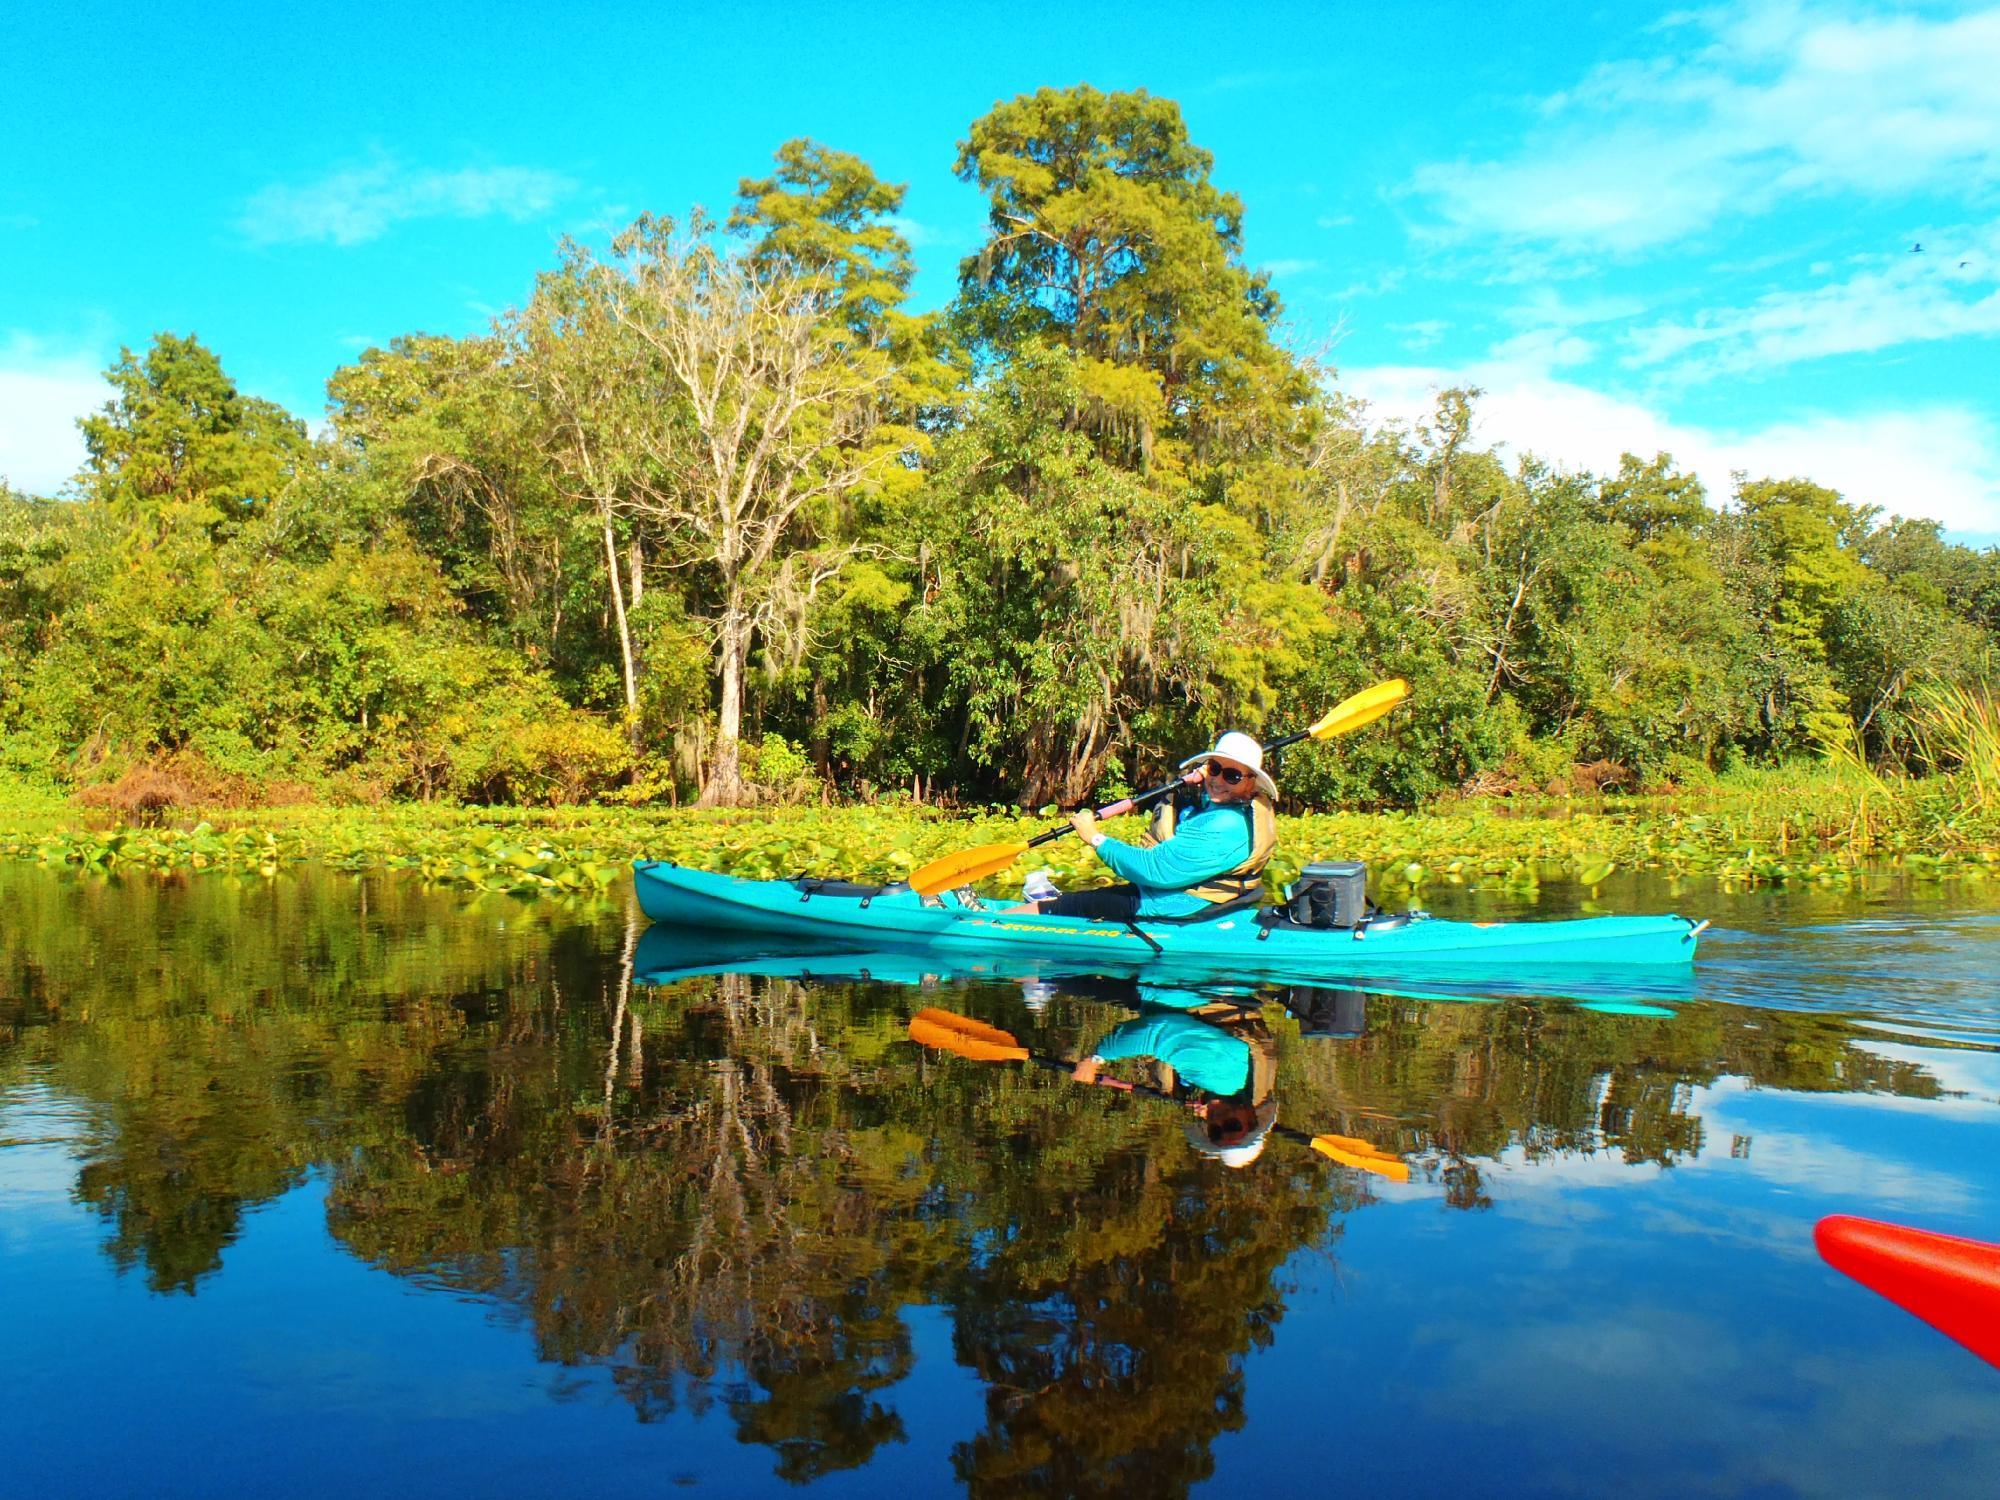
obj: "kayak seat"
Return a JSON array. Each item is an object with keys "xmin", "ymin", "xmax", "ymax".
[{"xmin": 1140, "ymin": 891, "xmax": 1268, "ymax": 925}]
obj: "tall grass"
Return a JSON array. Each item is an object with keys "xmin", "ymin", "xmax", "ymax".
[
  {"xmin": 1818, "ymin": 718, "xmax": 1894, "ymax": 852},
  {"xmin": 1910, "ymin": 684, "xmax": 2000, "ymax": 842}
]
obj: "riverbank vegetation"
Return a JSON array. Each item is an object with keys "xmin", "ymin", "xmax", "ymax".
[
  {"xmin": 5, "ymin": 765, "xmax": 1998, "ymax": 899},
  {"xmin": 3, "ymin": 86, "xmax": 1997, "ymax": 853}
]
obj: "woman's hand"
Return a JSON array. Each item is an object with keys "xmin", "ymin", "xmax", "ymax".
[
  {"xmin": 1069, "ymin": 808, "xmax": 1102, "ymax": 845},
  {"xmin": 1071, "ymin": 1057, "xmax": 1102, "ymax": 1085}
]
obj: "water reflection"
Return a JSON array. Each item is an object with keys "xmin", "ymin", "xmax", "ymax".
[{"xmin": 2, "ymin": 865, "xmax": 1997, "ymax": 1495}]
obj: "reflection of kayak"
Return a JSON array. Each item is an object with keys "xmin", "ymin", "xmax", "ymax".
[
  {"xmin": 630, "ymin": 921, "xmax": 1688, "ymax": 1017},
  {"xmin": 631, "ymin": 862, "xmax": 1704, "ymax": 980},
  {"xmin": 1816, "ymin": 1215, "xmax": 2000, "ymax": 1368},
  {"xmin": 631, "ymin": 925, "xmax": 1060, "ymax": 990}
]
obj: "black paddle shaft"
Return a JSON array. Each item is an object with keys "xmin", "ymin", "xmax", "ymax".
[{"xmin": 1023, "ymin": 725, "xmax": 1313, "ymax": 850}]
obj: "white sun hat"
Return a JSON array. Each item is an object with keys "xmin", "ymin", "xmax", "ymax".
[
  {"xmin": 1178, "ymin": 730, "xmax": 1279, "ymax": 800},
  {"xmin": 1182, "ymin": 1099, "xmax": 1280, "ymax": 1169}
]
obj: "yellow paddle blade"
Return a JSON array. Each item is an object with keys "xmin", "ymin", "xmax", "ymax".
[
  {"xmin": 908, "ymin": 1007, "xmax": 1030, "ymax": 1062},
  {"xmin": 913, "ymin": 1007, "xmax": 1019, "ymax": 1048},
  {"xmin": 1309, "ymin": 1132, "xmax": 1412, "ymax": 1183},
  {"xmin": 908, "ymin": 840, "xmax": 1031, "ymax": 898},
  {"xmin": 1307, "ymin": 679, "xmax": 1409, "ymax": 741}
]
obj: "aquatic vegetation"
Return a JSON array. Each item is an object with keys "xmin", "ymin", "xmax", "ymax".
[{"xmin": 4, "ymin": 771, "xmax": 1999, "ymax": 901}]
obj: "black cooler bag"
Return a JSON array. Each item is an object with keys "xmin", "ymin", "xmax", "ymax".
[{"xmin": 1285, "ymin": 861, "xmax": 1369, "ymax": 929}]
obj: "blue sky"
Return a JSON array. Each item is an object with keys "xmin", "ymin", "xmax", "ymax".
[{"xmin": 3, "ymin": 0, "xmax": 1996, "ymax": 535}]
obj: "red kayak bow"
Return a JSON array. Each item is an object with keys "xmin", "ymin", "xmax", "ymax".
[{"xmin": 1815, "ymin": 1215, "xmax": 2000, "ymax": 1368}]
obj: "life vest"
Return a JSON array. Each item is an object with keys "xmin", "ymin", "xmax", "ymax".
[{"xmin": 1185, "ymin": 795, "xmax": 1277, "ymax": 904}]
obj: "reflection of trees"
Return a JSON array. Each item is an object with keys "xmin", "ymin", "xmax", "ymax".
[
  {"xmin": 328, "ymin": 967, "xmax": 945, "ymax": 1479},
  {"xmin": 1277, "ymin": 997, "xmax": 1949, "ymax": 1183},
  {"xmin": 317, "ymin": 991, "xmax": 1347, "ymax": 1497},
  {"xmin": 945, "ymin": 1157, "xmax": 1342, "ymax": 1498},
  {"xmin": 2, "ymin": 863, "xmax": 1985, "ymax": 1487}
]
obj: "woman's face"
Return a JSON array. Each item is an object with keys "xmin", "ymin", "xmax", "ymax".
[{"xmin": 1204, "ymin": 757, "xmax": 1258, "ymax": 804}]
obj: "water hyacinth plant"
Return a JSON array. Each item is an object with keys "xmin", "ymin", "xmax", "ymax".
[{"xmin": 5, "ymin": 772, "xmax": 1999, "ymax": 903}]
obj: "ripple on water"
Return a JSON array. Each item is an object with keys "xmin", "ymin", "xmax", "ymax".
[{"xmin": 1693, "ymin": 912, "xmax": 2000, "ymax": 1039}]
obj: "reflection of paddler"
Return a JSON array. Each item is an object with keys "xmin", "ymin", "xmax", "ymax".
[{"xmin": 1071, "ymin": 1004, "xmax": 1280, "ymax": 1167}]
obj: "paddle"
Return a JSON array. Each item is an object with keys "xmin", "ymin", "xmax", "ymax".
[
  {"xmin": 908, "ymin": 1006, "xmax": 1411, "ymax": 1182},
  {"xmin": 908, "ymin": 678, "xmax": 1410, "ymax": 898}
]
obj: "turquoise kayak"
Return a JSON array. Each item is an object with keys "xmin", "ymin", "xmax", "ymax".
[{"xmin": 630, "ymin": 861, "xmax": 1704, "ymax": 982}]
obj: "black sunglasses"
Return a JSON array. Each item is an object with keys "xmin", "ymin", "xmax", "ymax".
[{"xmin": 1203, "ymin": 760, "xmax": 1249, "ymax": 785}]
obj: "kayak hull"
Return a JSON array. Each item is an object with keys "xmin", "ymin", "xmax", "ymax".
[
  {"xmin": 630, "ymin": 924, "xmax": 1690, "ymax": 1015},
  {"xmin": 631, "ymin": 861, "xmax": 1703, "ymax": 981}
]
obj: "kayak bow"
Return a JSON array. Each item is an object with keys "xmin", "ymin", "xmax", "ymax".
[{"xmin": 1816, "ymin": 1214, "xmax": 2000, "ymax": 1368}]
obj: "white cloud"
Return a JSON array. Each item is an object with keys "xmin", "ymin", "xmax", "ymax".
[
  {"xmin": 1339, "ymin": 357, "xmax": 2000, "ymax": 530},
  {"xmin": 1846, "ymin": 1042, "xmax": 2000, "ymax": 1105},
  {"xmin": 1430, "ymin": 1297, "xmax": 2000, "ymax": 1499},
  {"xmin": 1390, "ymin": 318, "xmax": 1450, "ymax": 352},
  {"xmin": 0, "ymin": 334, "xmax": 105, "ymax": 495},
  {"xmin": 1488, "ymin": 325, "xmax": 1598, "ymax": 370},
  {"xmin": 1626, "ymin": 225, "xmax": 2000, "ymax": 374},
  {"xmin": 1713, "ymin": 406, "xmax": 2000, "ymax": 528},
  {"xmin": 1413, "ymin": 130, "xmax": 1754, "ymax": 253},
  {"xmin": 241, "ymin": 159, "xmax": 574, "ymax": 246},
  {"xmin": 1323, "ymin": 266, "xmax": 1407, "ymax": 302},
  {"xmin": 884, "ymin": 213, "xmax": 934, "ymax": 248},
  {"xmin": 1455, "ymin": 1076, "xmax": 1978, "ymax": 1215},
  {"xmin": 1504, "ymin": 286, "xmax": 1649, "ymax": 328},
  {"xmin": 0, "ymin": 1085, "xmax": 95, "ymax": 1231},
  {"xmin": 1411, "ymin": 2, "xmax": 2000, "ymax": 250}
]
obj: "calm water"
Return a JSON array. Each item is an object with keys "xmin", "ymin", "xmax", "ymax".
[{"xmin": 3, "ymin": 863, "xmax": 1998, "ymax": 1497}]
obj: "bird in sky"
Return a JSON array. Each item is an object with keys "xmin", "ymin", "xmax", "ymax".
[{"xmin": 1911, "ymin": 242, "xmax": 1924, "ymax": 253}]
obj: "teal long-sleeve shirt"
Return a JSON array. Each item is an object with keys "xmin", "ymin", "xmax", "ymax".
[
  {"xmin": 1093, "ymin": 800, "xmax": 1254, "ymax": 917},
  {"xmin": 1090, "ymin": 1009, "xmax": 1251, "ymax": 1097}
]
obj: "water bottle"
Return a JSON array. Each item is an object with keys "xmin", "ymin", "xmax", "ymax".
[{"xmin": 1023, "ymin": 868, "xmax": 1060, "ymax": 903}]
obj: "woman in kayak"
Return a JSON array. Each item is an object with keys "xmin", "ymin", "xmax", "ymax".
[{"xmin": 1023, "ymin": 730, "xmax": 1278, "ymax": 922}]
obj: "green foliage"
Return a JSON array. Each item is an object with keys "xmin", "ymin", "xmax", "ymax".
[
  {"xmin": 79, "ymin": 332, "xmax": 308, "ymax": 541},
  {"xmin": 906, "ymin": 340, "xmax": 1234, "ymax": 803},
  {"xmin": 953, "ymin": 85, "xmax": 1296, "ymax": 457},
  {"xmin": 745, "ymin": 733, "xmax": 820, "ymax": 802},
  {"xmin": 325, "ymin": 331, "xmax": 596, "ymax": 677},
  {"xmin": 1597, "ymin": 451, "xmax": 1709, "ymax": 543},
  {"xmin": 11, "ymin": 777, "xmax": 2000, "ymax": 901},
  {"xmin": 732, "ymin": 137, "xmax": 917, "ymax": 335}
]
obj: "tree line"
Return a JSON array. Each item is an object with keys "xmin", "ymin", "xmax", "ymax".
[{"xmin": 3, "ymin": 85, "xmax": 1996, "ymax": 809}]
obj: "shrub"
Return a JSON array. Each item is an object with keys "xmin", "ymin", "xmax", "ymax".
[
  {"xmin": 498, "ymin": 716, "xmax": 634, "ymax": 805},
  {"xmin": 74, "ymin": 765, "xmax": 190, "ymax": 823},
  {"xmin": 746, "ymin": 735, "xmax": 821, "ymax": 804}
]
